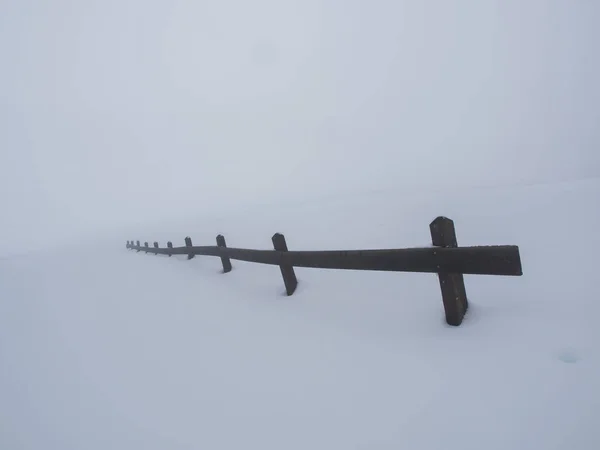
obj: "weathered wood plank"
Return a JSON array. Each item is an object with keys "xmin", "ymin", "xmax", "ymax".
[
  {"xmin": 272, "ymin": 233, "xmax": 298, "ymax": 295},
  {"xmin": 137, "ymin": 243, "xmax": 521, "ymax": 276},
  {"xmin": 216, "ymin": 235, "xmax": 232, "ymax": 273},
  {"xmin": 430, "ymin": 216, "xmax": 468, "ymax": 326}
]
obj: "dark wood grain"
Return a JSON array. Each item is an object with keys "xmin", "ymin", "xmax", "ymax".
[
  {"xmin": 430, "ymin": 216, "xmax": 468, "ymax": 326},
  {"xmin": 272, "ymin": 233, "xmax": 298, "ymax": 296},
  {"xmin": 216, "ymin": 235, "xmax": 232, "ymax": 273}
]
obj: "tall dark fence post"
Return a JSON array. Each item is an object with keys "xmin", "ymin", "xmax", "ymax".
[
  {"xmin": 216, "ymin": 235, "xmax": 232, "ymax": 273},
  {"xmin": 185, "ymin": 237, "xmax": 194, "ymax": 260},
  {"xmin": 167, "ymin": 241, "xmax": 173, "ymax": 257},
  {"xmin": 430, "ymin": 216, "xmax": 468, "ymax": 326},
  {"xmin": 153, "ymin": 242, "xmax": 159, "ymax": 255},
  {"xmin": 136, "ymin": 240, "xmax": 141, "ymax": 252},
  {"xmin": 144, "ymin": 242, "xmax": 149, "ymax": 254},
  {"xmin": 272, "ymin": 233, "xmax": 298, "ymax": 296}
]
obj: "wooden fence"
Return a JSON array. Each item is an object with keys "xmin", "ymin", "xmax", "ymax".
[{"xmin": 126, "ymin": 216, "xmax": 523, "ymax": 326}]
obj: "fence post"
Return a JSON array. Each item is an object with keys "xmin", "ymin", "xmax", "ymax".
[
  {"xmin": 216, "ymin": 235, "xmax": 232, "ymax": 273},
  {"xmin": 430, "ymin": 216, "xmax": 468, "ymax": 326},
  {"xmin": 136, "ymin": 241, "xmax": 141, "ymax": 252},
  {"xmin": 153, "ymin": 242, "xmax": 159, "ymax": 255},
  {"xmin": 272, "ymin": 233, "xmax": 298, "ymax": 296},
  {"xmin": 167, "ymin": 241, "xmax": 173, "ymax": 257},
  {"xmin": 144, "ymin": 242, "xmax": 149, "ymax": 253},
  {"xmin": 185, "ymin": 237, "xmax": 194, "ymax": 260}
]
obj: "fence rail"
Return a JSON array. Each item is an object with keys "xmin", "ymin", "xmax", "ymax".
[{"xmin": 126, "ymin": 216, "xmax": 523, "ymax": 326}]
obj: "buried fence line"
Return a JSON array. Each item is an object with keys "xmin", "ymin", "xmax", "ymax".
[{"xmin": 125, "ymin": 216, "xmax": 523, "ymax": 326}]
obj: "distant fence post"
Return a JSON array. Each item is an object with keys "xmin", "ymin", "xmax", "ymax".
[
  {"xmin": 430, "ymin": 217, "xmax": 468, "ymax": 326},
  {"xmin": 167, "ymin": 241, "xmax": 173, "ymax": 257},
  {"xmin": 185, "ymin": 237, "xmax": 194, "ymax": 260},
  {"xmin": 144, "ymin": 242, "xmax": 149, "ymax": 253},
  {"xmin": 272, "ymin": 233, "xmax": 298, "ymax": 296},
  {"xmin": 216, "ymin": 235, "xmax": 233, "ymax": 273},
  {"xmin": 153, "ymin": 242, "xmax": 159, "ymax": 255},
  {"xmin": 136, "ymin": 240, "xmax": 141, "ymax": 252}
]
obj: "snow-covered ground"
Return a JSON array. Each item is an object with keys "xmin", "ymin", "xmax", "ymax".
[{"xmin": 1, "ymin": 178, "xmax": 599, "ymax": 450}]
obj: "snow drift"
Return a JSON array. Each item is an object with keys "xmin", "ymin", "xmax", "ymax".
[{"xmin": 1, "ymin": 178, "xmax": 598, "ymax": 449}]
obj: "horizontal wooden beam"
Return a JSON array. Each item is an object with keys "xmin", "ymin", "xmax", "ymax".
[{"xmin": 128, "ymin": 243, "xmax": 522, "ymax": 276}]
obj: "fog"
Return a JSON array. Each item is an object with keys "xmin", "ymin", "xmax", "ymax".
[{"xmin": 1, "ymin": 0, "xmax": 598, "ymax": 255}]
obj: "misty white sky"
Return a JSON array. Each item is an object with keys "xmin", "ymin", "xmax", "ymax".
[{"xmin": 1, "ymin": 0, "xmax": 598, "ymax": 254}]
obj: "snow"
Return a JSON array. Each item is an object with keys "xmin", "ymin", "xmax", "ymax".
[{"xmin": 1, "ymin": 178, "xmax": 599, "ymax": 450}]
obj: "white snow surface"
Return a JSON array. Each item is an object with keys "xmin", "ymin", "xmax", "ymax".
[{"xmin": 1, "ymin": 179, "xmax": 599, "ymax": 449}]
